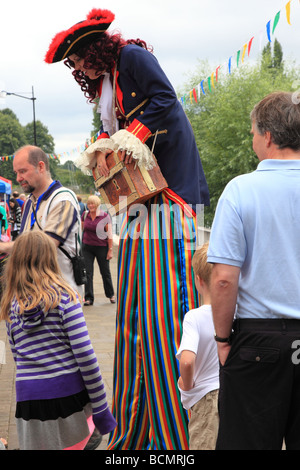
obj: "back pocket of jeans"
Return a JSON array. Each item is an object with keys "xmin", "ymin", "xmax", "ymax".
[{"xmin": 239, "ymin": 347, "xmax": 280, "ymax": 364}]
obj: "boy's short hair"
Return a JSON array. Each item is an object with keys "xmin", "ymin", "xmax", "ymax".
[{"xmin": 192, "ymin": 242, "xmax": 212, "ymax": 286}]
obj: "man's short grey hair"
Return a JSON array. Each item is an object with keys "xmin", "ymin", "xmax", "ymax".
[{"xmin": 250, "ymin": 91, "xmax": 300, "ymax": 151}]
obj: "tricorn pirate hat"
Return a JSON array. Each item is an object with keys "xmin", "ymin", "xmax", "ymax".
[{"xmin": 45, "ymin": 9, "xmax": 115, "ymax": 64}]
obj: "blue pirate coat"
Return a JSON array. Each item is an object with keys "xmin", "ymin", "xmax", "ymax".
[{"xmin": 98, "ymin": 44, "xmax": 209, "ymax": 208}]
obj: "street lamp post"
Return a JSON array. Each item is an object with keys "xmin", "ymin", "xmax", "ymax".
[{"xmin": 0, "ymin": 86, "xmax": 37, "ymax": 145}]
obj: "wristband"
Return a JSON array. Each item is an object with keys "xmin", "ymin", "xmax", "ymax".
[{"xmin": 214, "ymin": 333, "xmax": 233, "ymax": 344}]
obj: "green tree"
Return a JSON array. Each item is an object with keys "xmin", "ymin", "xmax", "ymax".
[
  {"xmin": 273, "ymin": 39, "xmax": 283, "ymax": 70},
  {"xmin": 24, "ymin": 120, "xmax": 59, "ymax": 179},
  {"xmin": 182, "ymin": 48, "xmax": 300, "ymax": 227},
  {"xmin": 57, "ymin": 160, "xmax": 94, "ymax": 194},
  {"xmin": 0, "ymin": 109, "xmax": 27, "ymax": 182},
  {"xmin": 24, "ymin": 120, "xmax": 55, "ymax": 153},
  {"xmin": 261, "ymin": 42, "xmax": 273, "ymax": 69},
  {"xmin": 0, "ymin": 109, "xmax": 27, "ymax": 155},
  {"xmin": 261, "ymin": 38, "xmax": 283, "ymax": 72},
  {"xmin": 91, "ymin": 98, "xmax": 101, "ymax": 136},
  {"xmin": 0, "ymin": 110, "xmax": 57, "ymax": 184}
]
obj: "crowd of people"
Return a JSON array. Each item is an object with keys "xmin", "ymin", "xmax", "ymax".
[
  {"xmin": 0, "ymin": 191, "xmax": 25, "ymax": 241},
  {"xmin": 0, "ymin": 7, "xmax": 300, "ymax": 452}
]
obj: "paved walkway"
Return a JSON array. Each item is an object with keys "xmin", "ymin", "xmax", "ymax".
[{"xmin": 0, "ymin": 242, "xmax": 119, "ymax": 450}]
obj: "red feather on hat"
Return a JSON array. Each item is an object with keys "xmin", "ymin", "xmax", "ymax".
[{"xmin": 87, "ymin": 8, "xmax": 115, "ymax": 22}]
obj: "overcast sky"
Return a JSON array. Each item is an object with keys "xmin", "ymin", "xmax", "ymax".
[{"xmin": 0, "ymin": 0, "xmax": 299, "ymax": 163}]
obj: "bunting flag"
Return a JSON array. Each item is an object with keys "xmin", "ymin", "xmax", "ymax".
[
  {"xmin": 248, "ymin": 36, "xmax": 254, "ymax": 55},
  {"xmin": 228, "ymin": 56, "xmax": 232, "ymax": 74},
  {"xmin": 259, "ymin": 30, "xmax": 264, "ymax": 51},
  {"xmin": 286, "ymin": 0, "xmax": 292, "ymax": 23},
  {"xmin": 266, "ymin": 20, "xmax": 272, "ymax": 42},
  {"xmin": 192, "ymin": 88, "xmax": 198, "ymax": 103},
  {"xmin": 241, "ymin": 43, "xmax": 248, "ymax": 63},
  {"xmin": 179, "ymin": 0, "xmax": 298, "ymax": 106},
  {"xmin": 200, "ymin": 80, "xmax": 206, "ymax": 95},
  {"xmin": 207, "ymin": 76, "xmax": 212, "ymax": 93},
  {"xmin": 272, "ymin": 11, "xmax": 281, "ymax": 33}
]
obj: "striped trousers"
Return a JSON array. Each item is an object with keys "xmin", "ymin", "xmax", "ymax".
[{"xmin": 107, "ymin": 190, "xmax": 199, "ymax": 450}]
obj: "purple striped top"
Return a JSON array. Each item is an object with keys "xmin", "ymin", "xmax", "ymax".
[{"xmin": 6, "ymin": 291, "xmax": 116, "ymax": 434}]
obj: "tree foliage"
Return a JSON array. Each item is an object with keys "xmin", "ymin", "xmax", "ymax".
[
  {"xmin": 0, "ymin": 108, "xmax": 55, "ymax": 184},
  {"xmin": 182, "ymin": 42, "xmax": 300, "ymax": 226},
  {"xmin": 0, "ymin": 109, "xmax": 27, "ymax": 182},
  {"xmin": 0, "ymin": 109, "xmax": 93, "ymax": 193},
  {"xmin": 24, "ymin": 121, "xmax": 55, "ymax": 154},
  {"xmin": 58, "ymin": 160, "xmax": 95, "ymax": 194},
  {"xmin": 91, "ymin": 98, "xmax": 101, "ymax": 137},
  {"xmin": 261, "ymin": 39, "xmax": 283, "ymax": 72}
]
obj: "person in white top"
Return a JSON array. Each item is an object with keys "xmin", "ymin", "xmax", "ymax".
[{"xmin": 176, "ymin": 242, "xmax": 219, "ymax": 450}]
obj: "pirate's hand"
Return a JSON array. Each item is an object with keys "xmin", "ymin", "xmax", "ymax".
[{"xmin": 96, "ymin": 149, "xmax": 113, "ymax": 177}]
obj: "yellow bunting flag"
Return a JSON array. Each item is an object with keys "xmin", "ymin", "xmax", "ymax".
[
  {"xmin": 241, "ymin": 43, "xmax": 248, "ymax": 63},
  {"xmin": 286, "ymin": 0, "xmax": 292, "ymax": 24}
]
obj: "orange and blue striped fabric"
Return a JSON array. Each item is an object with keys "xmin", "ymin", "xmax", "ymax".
[{"xmin": 107, "ymin": 191, "xmax": 199, "ymax": 450}]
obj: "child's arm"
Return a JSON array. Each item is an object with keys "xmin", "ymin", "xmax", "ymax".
[
  {"xmin": 178, "ymin": 350, "xmax": 196, "ymax": 391},
  {"xmin": 63, "ymin": 295, "xmax": 117, "ymax": 435}
]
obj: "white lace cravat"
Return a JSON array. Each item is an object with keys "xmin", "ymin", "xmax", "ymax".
[{"xmin": 97, "ymin": 73, "xmax": 119, "ymax": 136}]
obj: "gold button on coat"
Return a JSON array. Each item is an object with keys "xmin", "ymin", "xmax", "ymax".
[{"xmin": 131, "ymin": 92, "xmax": 136, "ymax": 97}]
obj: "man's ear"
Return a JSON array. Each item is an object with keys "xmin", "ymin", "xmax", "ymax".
[
  {"xmin": 38, "ymin": 160, "xmax": 46, "ymax": 172},
  {"xmin": 196, "ymin": 274, "xmax": 204, "ymax": 287},
  {"xmin": 264, "ymin": 131, "xmax": 272, "ymax": 147}
]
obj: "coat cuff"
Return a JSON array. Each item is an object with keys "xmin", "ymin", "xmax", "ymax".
[
  {"xmin": 111, "ymin": 127, "xmax": 155, "ymax": 170},
  {"xmin": 126, "ymin": 119, "xmax": 152, "ymax": 143}
]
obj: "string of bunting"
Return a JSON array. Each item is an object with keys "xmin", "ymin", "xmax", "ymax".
[
  {"xmin": 0, "ymin": 130, "xmax": 102, "ymax": 163},
  {"xmin": 180, "ymin": 0, "xmax": 299, "ymax": 106}
]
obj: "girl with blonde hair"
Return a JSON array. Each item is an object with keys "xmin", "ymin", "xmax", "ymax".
[{"xmin": 0, "ymin": 231, "xmax": 116, "ymax": 450}]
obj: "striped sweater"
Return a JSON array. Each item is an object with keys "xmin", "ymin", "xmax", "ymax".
[{"xmin": 6, "ymin": 291, "xmax": 116, "ymax": 435}]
